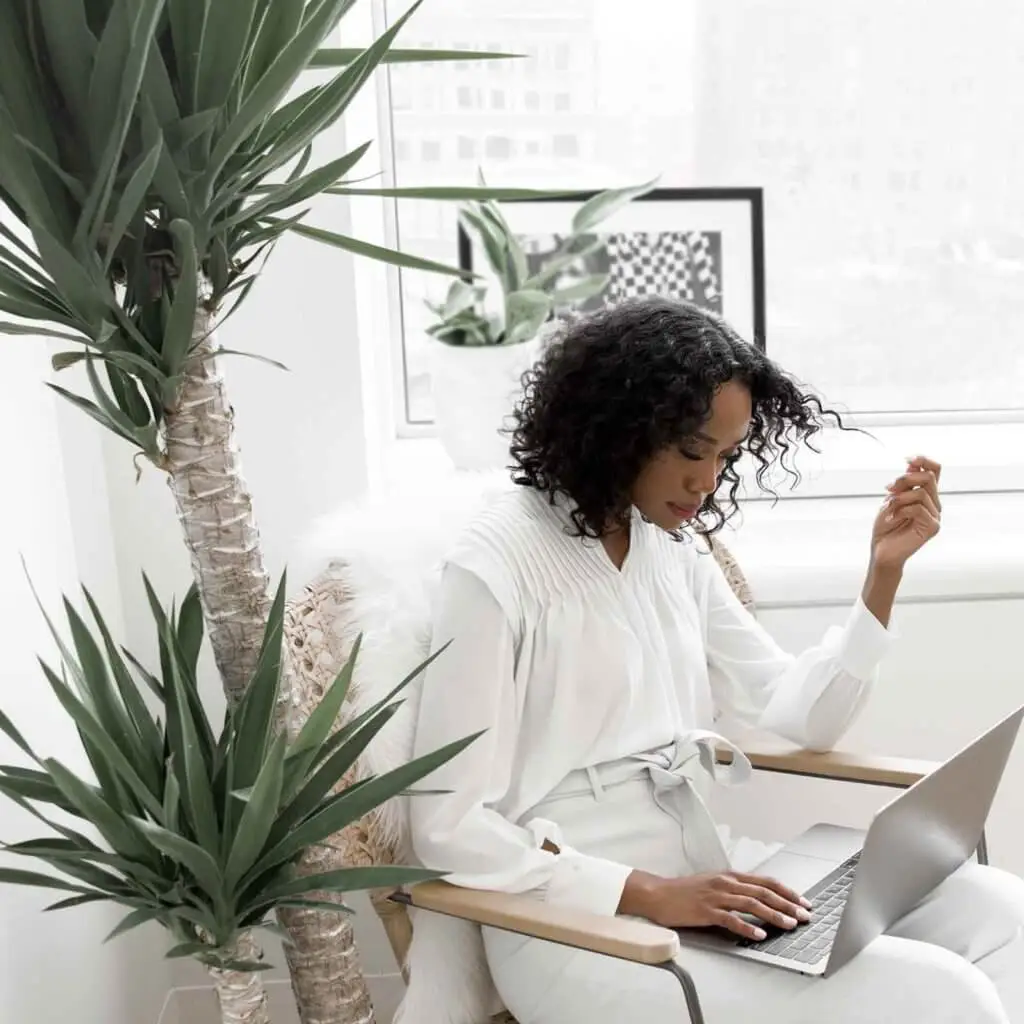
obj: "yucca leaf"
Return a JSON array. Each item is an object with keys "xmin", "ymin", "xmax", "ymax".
[
  {"xmin": 45, "ymin": 384, "xmax": 138, "ymax": 446},
  {"xmin": 230, "ymin": 576, "xmax": 286, "ymax": 788},
  {"xmin": 276, "ymin": 702, "xmax": 400, "ymax": 835},
  {"xmin": 284, "ymin": 634, "xmax": 361, "ymax": 775},
  {"xmin": 245, "ymin": 0, "xmax": 306, "ymax": 92},
  {"xmin": 163, "ymin": 760, "xmax": 181, "ymax": 835},
  {"xmin": 195, "ymin": 0, "xmax": 261, "ymax": 113},
  {"xmin": 305, "ymin": 643, "xmax": 450, "ymax": 775},
  {"xmin": 0, "ymin": 322, "xmax": 85, "ymax": 342},
  {"xmin": 79, "ymin": 0, "xmax": 166, "ymax": 251},
  {"xmin": 220, "ymin": 147, "xmax": 371, "ymax": 231},
  {"xmin": 327, "ymin": 185, "xmax": 580, "ymax": 201},
  {"xmin": 224, "ymin": 734, "xmax": 285, "ymax": 889},
  {"xmin": 105, "ymin": 906, "xmax": 166, "ymax": 943},
  {"xmin": 131, "ymin": 817, "xmax": 222, "ymax": 896},
  {"xmin": 243, "ymin": 732, "xmax": 481, "ymax": 885},
  {"xmin": 162, "ymin": 220, "xmax": 198, "ymax": 377},
  {"xmin": 42, "ymin": 759, "xmax": 151, "ymax": 860},
  {"xmin": 0, "ymin": 766, "xmax": 80, "ymax": 815},
  {"xmin": 289, "ymin": 222, "xmax": 469, "ymax": 278},
  {"xmin": 251, "ymin": 0, "xmax": 421, "ymax": 186},
  {"xmin": 0, "ymin": 707, "xmax": 40, "ymax": 762},
  {"xmin": 162, "ymin": 621, "xmax": 219, "ymax": 854},
  {"xmin": 34, "ymin": 0, "xmax": 97, "ymax": 137},
  {"xmin": 570, "ymin": 178, "xmax": 659, "ymax": 235},
  {"xmin": 310, "ymin": 48, "xmax": 518, "ymax": 68},
  {"xmin": 165, "ymin": 940, "xmax": 213, "ymax": 960},
  {"xmin": 37, "ymin": 662, "xmax": 161, "ymax": 819},
  {"xmin": 206, "ymin": 0, "xmax": 361, "ymax": 187},
  {"xmin": 0, "ymin": 867, "xmax": 98, "ymax": 896},
  {"xmin": 256, "ymin": 865, "xmax": 440, "ymax": 906},
  {"xmin": 80, "ymin": 588, "xmax": 163, "ymax": 787},
  {"xmin": 103, "ymin": 138, "xmax": 162, "ymax": 273},
  {"xmin": 27, "ymin": 224, "xmax": 105, "ymax": 327},
  {"xmin": 176, "ymin": 585, "xmax": 204, "ymax": 681},
  {"xmin": 45, "ymin": 893, "xmax": 110, "ymax": 912}
]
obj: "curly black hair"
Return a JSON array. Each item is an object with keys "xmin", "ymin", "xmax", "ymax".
[{"xmin": 509, "ymin": 298, "xmax": 844, "ymax": 538}]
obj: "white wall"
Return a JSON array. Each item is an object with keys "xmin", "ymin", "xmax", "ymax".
[{"xmin": 1, "ymin": 341, "xmax": 171, "ymax": 1024}]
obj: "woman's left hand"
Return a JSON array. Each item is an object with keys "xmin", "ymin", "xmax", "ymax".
[{"xmin": 871, "ymin": 456, "xmax": 942, "ymax": 570}]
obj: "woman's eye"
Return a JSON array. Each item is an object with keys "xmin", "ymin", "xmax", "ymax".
[{"xmin": 680, "ymin": 449, "xmax": 703, "ymax": 462}]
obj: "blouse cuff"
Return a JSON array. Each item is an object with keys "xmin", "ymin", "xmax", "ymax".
[
  {"xmin": 545, "ymin": 847, "xmax": 634, "ymax": 917},
  {"xmin": 836, "ymin": 597, "xmax": 898, "ymax": 681}
]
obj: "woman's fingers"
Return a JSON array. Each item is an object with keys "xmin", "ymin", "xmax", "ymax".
[
  {"xmin": 709, "ymin": 908, "xmax": 770, "ymax": 941},
  {"xmin": 720, "ymin": 890, "xmax": 801, "ymax": 930},
  {"xmin": 885, "ymin": 486, "xmax": 940, "ymax": 521},
  {"xmin": 907, "ymin": 455, "xmax": 942, "ymax": 483},
  {"xmin": 888, "ymin": 469, "xmax": 941, "ymax": 513},
  {"xmin": 734, "ymin": 872, "xmax": 812, "ymax": 910}
]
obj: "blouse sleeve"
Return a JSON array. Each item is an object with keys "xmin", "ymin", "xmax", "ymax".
[
  {"xmin": 409, "ymin": 562, "xmax": 633, "ymax": 916},
  {"xmin": 696, "ymin": 550, "xmax": 896, "ymax": 752}
]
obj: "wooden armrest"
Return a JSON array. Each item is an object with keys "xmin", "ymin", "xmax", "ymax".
[
  {"xmin": 718, "ymin": 739, "xmax": 939, "ymax": 789},
  {"xmin": 400, "ymin": 881, "xmax": 679, "ymax": 965}
]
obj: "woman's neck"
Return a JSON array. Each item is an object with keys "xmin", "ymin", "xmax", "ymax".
[{"xmin": 601, "ymin": 521, "xmax": 631, "ymax": 570}]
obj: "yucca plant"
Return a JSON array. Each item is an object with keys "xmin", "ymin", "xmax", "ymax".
[
  {"xmin": 426, "ymin": 180, "xmax": 658, "ymax": 346},
  {"xmin": 0, "ymin": 2, "xmax": 560, "ymax": 1019},
  {"xmin": 0, "ymin": 574, "xmax": 468, "ymax": 1024}
]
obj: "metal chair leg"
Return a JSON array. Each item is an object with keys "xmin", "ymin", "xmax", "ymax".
[
  {"xmin": 977, "ymin": 828, "xmax": 989, "ymax": 865},
  {"xmin": 656, "ymin": 959, "xmax": 706, "ymax": 1024}
]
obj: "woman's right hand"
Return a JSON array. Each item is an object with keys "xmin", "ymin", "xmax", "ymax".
[{"xmin": 620, "ymin": 869, "xmax": 812, "ymax": 940}]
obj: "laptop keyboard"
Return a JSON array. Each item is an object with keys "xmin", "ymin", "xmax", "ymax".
[{"xmin": 736, "ymin": 851, "xmax": 862, "ymax": 965}]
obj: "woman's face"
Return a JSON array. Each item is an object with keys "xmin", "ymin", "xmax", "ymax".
[{"xmin": 630, "ymin": 379, "xmax": 753, "ymax": 533}]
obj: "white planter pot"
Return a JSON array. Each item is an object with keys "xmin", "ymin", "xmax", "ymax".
[{"xmin": 430, "ymin": 337, "xmax": 541, "ymax": 471}]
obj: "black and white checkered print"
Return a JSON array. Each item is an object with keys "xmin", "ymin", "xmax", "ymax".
[{"xmin": 605, "ymin": 231, "xmax": 720, "ymax": 307}]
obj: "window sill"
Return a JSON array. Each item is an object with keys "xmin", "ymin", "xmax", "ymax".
[{"xmin": 377, "ymin": 435, "xmax": 1024, "ymax": 609}]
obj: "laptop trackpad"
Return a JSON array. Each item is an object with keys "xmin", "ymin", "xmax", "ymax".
[{"xmin": 751, "ymin": 824, "xmax": 866, "ymax": 896}]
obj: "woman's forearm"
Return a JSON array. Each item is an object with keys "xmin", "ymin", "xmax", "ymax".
[{"xmin": 860, "ymin": 561, "xmax": 903, "ymax": 628}]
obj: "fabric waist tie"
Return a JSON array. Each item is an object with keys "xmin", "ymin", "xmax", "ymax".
[{"xmin": 532, "ymin": 730, "xmax": 752, "ymax": 874}]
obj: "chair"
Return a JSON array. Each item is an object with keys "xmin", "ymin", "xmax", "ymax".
[{"xmin": 284, "ymin": 536, "xmax": 954, "ymax": 1024}]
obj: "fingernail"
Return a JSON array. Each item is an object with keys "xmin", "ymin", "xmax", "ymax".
[
  {"xmin": 781, "ymin": 915, "xmax": 797, "ymax": 928},
  {"xmin": 753, "ymin": 927, "xmax": 767, "ymax": 940},
  {"xmin": 801, "ymin": 897, "xmax": 813, "ymax": 909},
  {"xmin": 796, "ymin": 907, "xmax": 811, "ymax": 922}
]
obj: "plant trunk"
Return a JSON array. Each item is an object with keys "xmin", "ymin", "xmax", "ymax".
[
  {"xmin": 163, "ymin": 304, "xmax": 272, "ymax": 704},
  {"xmin": 163, "ymin": 300, "xmax": 377, "ymax": 1024},
  {"xmin": 208, "ymin": 932, "xmax": 272, "ymax": 1024}
]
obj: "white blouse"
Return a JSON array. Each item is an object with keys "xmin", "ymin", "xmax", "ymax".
[{"xmin": 410, "ymin": 487, "xmax": 894, "ymax": 920}]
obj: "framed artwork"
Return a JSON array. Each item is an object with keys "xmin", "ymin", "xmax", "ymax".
[{"xmin": 458, "ymin": 187, "xmax": 766, "ymax": 349}]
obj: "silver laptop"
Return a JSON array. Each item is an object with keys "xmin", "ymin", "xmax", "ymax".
[{"xmin": 677, "ymin": 704, "xmax": 1024, "ymax": 977}]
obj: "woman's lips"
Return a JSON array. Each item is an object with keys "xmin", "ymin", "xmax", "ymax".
[{"xmin": 668, "ymin": 502, "xmax": 699, "ymax": 520}]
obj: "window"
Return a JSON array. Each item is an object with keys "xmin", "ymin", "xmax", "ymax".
[{"xmin": 380, "ymin": 0, "xmax": 1024, "ymax": 430}]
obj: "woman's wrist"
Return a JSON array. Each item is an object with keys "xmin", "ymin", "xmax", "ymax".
[
  {"xmin": 861, "ymin": 560, "xmax": 903, "ymax": 629},
  {"xmin": 617, "ymin": 869, "xmax": 667, "ymax": 921}
]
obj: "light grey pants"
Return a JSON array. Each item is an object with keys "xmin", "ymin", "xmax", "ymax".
[{"xmin": 484, "ymin": 771, "xmax": 1024, "ymax": 1024}]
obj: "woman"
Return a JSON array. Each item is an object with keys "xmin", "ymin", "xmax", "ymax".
[{"xmin": 408, "ymin": 299, "xmax": 1024, "ymax": 1023}]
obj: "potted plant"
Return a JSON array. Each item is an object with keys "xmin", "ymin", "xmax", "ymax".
[
  {"xmin": 0, "ymin": 574, "xmax": 469, "ymax": 1024},
  {"xmin": 425, "ymin": 180, "xmax": 656, "ymax": 470}
]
